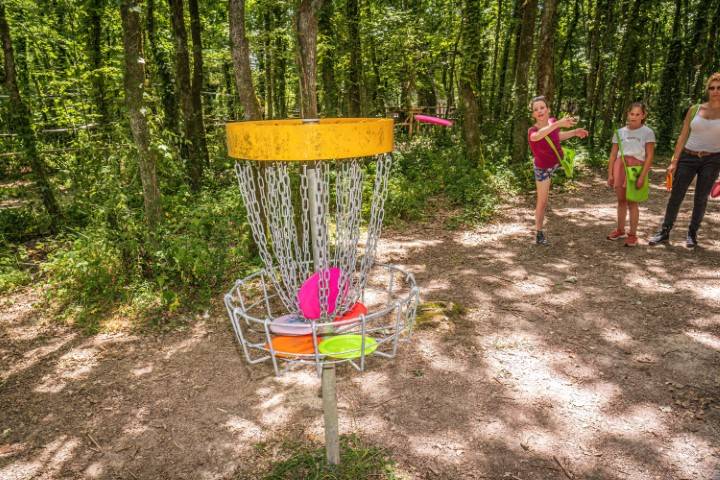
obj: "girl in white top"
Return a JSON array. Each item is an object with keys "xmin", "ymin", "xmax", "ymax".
[
  {"xmin": 606, "ymin": 103, "xmax": 656, "ymax": 247},
  {"xmin": 650, "ymin": 72, "xmax": 720, "ymax": 248}
]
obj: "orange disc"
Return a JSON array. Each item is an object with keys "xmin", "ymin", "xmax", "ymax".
[
  {"xmin": 267, "ymin": 335, "xmax": 320, "ymax": 357},
  {"xmin": 334, "ymin": 302, "xmax": 368, "ymax": 322}
]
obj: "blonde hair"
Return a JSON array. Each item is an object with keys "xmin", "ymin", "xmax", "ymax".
[{"xmin": 707, "ymin": 72, "xmax": 720, "ymax": 90}]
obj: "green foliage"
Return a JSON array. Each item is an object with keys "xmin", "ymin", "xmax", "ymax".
[
  {"xmin": 0, "ymin": 243, "xmax": 32, "ymax": 293},
  {"xmin": 0, "ymin": 203, "xmax": 52, "ymax": 242},
  {"xmin": 258, "ymin": 435, "xmax": 398, "ymax": 480},
  {"xmin": 41, "ymin": 185, "xmax": 257, "ymax": 331},
  {"xmin": 385, "ymin": 133, "xmax": 519, "ymax": 228}
]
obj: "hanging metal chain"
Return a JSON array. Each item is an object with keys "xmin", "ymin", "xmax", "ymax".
[
  {"xmin": 264, "ymin": 163, "xmax": 303, "ymax": 311},
  {"xmin": 313, "ymin": 161, "xmax": 331, "ymax": 319},
  {"xmin": 234, "ymin": 162, "xmax": 295, "ymax": 311},
  {"xmin": 235, "ymin": 153, "xmax": 392, "ymax": 319},
  {"xmin": 334, "ymin": 159, "xmax": 364, "ymax": 312},
  {"xmin": 357, "ymin": 153, "xmax": 393, "ymax": 297}
]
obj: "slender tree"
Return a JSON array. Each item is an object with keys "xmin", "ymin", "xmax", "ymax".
[
  {"xmin": 188, "ymin": 0, "xmax": 208, "ymax": 164},
  {"xmin": 656, "ymin": 0, "xmax": 683, "ymax": 153},
  {"xmin": 510, "ymin": 0, "xmax": 538, "ymax": 163},
  {"xmin": 346, "ymin": 0, "xmax": 361, "ymax": 116},
  {"xmin": 318, "ymin": 0, "xmax": 338, "ymax": 116},
  {"xmin": 168, "ymin": 0, "xmax": 206, "ymax": 191},
  {"xmin": 460, "ymin": 0, "xmax": 483, "ymax": 166},
  {"xmin": 0, "ymin": 0, "xmax": 61, "ymax": 228},
  {"xmin": 147, "ymin": 0, "xmax": 178, "ymax": 134},
  {"xmin": 272, "ymin": 5, "xmax": 288, "ymax": 118},
  {"xmin": 494, "ymin": 0, "xmax": 521, "ymax": 121},
  {"xmin": 86, "ymin": 0, "xmax": 108, "ymax": 126},
  {"xmin": 536, "ymin": 0, "xmax": 559, "ymax": 100},
  {"xmin": 229, "ymin": 0, "xmax": 261, "ymax": 120},
  {"xmin": 120, "ymin": 0, "xmax": 162, "ymax": 231},
  {"xmin": 488, "ymin": 0, "xmax": 504, "ymax": 108},
  {"xmin": 262, "ymin": 7, "xmax": 274, "ymax": 118},
  {"xmin": 296, "ymin": 0, "xmax": 322, "ymax": 118}
]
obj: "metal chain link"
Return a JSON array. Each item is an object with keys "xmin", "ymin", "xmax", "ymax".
[
  {"xmin": 235, "ymin": 153, "xmax": 392, "ymax": 320},
  {"xmin": 357, "ymin": 153, "xmax": 393, "ymax": 297}
]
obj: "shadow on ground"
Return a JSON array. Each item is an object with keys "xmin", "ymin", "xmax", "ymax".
[{"xmin": 1, "ymin": 168, "xmax": 719, "ymax": 479}]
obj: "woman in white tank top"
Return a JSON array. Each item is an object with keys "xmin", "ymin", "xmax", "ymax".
[{"xmin": 649, "ymin": 73, "xmax": 720, "ymax": 248}]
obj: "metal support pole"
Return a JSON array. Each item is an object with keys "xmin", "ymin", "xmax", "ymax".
[{"xmin": 304, "ymin": 118, "xmax": 340, "ymax": 466}]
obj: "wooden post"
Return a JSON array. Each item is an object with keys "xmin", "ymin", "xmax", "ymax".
[{"xmin": 321, "ymin": 364, "xmax": 340, "ymax": 465}]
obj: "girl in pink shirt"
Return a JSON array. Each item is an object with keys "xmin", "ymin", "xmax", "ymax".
[{"xmin": 528, "ymin": 96, "xmax": 588, "ymax": 245}]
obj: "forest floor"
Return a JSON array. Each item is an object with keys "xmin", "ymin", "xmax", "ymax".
[{"xmin": 2, "ymin": 167, "xmax": 720, "ymax": 480}]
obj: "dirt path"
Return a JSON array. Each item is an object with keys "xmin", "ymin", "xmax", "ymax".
[{"xmin": 2, "ymin": 168, "xmax": 720, "ymax": 480}]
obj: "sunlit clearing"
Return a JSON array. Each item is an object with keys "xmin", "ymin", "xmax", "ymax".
[
  {"xmin": 1, "ymin": 334, "xmax": 77, "ymax": 382},
  {"xmin": 685, "ymin": 330, "xmax": 720, "ymax": 351},
  {"xmin": 0, "ymin": 436, "xmax": 80, "ymax": 480},
  {"xmin": 34, "ymin": 345, "xmax": 100, "ymax": 393}
]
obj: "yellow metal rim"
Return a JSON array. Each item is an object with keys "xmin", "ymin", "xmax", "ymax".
[{"xmin": 226, "ymin": 118, "xmax": 394, "ymax": 161}]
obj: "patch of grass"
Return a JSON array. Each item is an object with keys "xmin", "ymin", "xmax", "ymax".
[
  {"xmin": 415, "ymin": 301, "xmax": 466, "ymax": 330},
  {"xmin": 258, "ymin": 435, "xmax": 399, "ymax": 480},
  {"xmin": 0, "ymin": 243, "xmax": 33, "ymax": 293}
]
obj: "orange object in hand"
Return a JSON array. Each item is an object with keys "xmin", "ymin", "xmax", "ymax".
[{"xmin": 666, "ymin": 172, "xmax": 673, "ymax": 191}]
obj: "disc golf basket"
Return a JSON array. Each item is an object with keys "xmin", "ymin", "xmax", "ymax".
[{"xmin": 223, "ymin": 118, "xmax": 420, "ymax": 465}]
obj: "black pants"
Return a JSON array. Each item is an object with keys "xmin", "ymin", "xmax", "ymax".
[{"xmin": 662, "ymin": 151, "xmax": 720, "ymax": 232}]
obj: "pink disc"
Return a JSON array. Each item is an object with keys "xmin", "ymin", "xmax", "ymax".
[
  {"xmin": 297, "ymin": 268, "xmax": 346, "ymax": 320},
  {"xmin": 414, "ymin": 114, "xmax": 454, "ymax": 127}
]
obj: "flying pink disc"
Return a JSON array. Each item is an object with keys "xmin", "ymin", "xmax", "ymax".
[
  {"xmin": 297, "ymin": 268, "xmax": 346, "ymax": 320},
  {"xmin": 414, "ymin": 114, "xmax": 453, "ymax": 127}
]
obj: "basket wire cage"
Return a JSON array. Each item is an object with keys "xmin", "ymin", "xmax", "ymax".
[{"xmin": 223, "ymin": 118, "xmax": 420, "ymax": 465}]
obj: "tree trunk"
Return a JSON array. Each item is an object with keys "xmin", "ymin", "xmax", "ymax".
[
  {"xmin": 188, "ymin": 0, "xmax": 208, "ymax": 166},
  {"xmin": 229, "ymin": 0, "xmax": 262, "ymax": 120},
  {"xmin": 488, "ymin": 0, "xmax": 503, "ymax": 108},
  {"xmin": 86, "ymin": 0, "xmax": 108, "ymax": 126},
  {"xmin": 346, "ymin": 0, "xmax": 361, "ymax": 116},
  {"xmin": 535, "ymin": 0, "xmax": 559, "ymax": 100},
  {"xmin": 554, "ymin": 0, "xmax": 580, "ymax": 111},
  {"xmin": 494, "ymin": 0, "xmax": 521, "ymax": 121},
  {"xmin": 147, "ymin": 0, "xmax": 179, "ymax": 134},
  {"xmin": 608, "ymin": 0, "xmax": 645, "ymax": 132},
  {"xmin": 0, "ymin": 1, "xmax": 61, "ymax": 228},
  {"xmin": 273, "ymin": 5, "xmax": 287, "ymax": 118},
  {"xmin": 296, "ymin": 0, "xmax": 323, "ymax": 118},
  {"xmin": 263, "ymin": 9, "xmax": 274, "ymax": 118},
  {"xmin": 445, "ymin": 29, "xmax": 461, "ymax": 114},
  {"xmin": 510, "ymin": 0, "xmax": 538, "ymax": 164},
  {"xmin": 120, "ymin": 0, "xmax": 163, "ymax": 231},
  {"xmin": 681, "ymin": 0, "xmax": 710, "ymax": 100},
  {"xmin": 460, "ymin": 0, "xmax": 483, "ymax": 166},
  {"xmin": 168, "ymin": 0, "xmax": 204, "ymax": 191},
  {"xmin": 318, "ymin": 0, "xmax": 338, "ymax": 116},
  {"xmin": 656, "ymin": 0, "xmax": 683, "ymax": 153}
]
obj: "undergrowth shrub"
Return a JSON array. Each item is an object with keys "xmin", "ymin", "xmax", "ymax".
[
  {"xmin": 42, "ymin": 184, "xmax": 257, "ymax": 331},
  {"xmin": 0, "ymin": 243, "xmax": 32, "ymax": 293}
]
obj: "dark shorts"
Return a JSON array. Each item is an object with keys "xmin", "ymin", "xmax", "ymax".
[{"xmin": 534, "ymin": 163, "xmax": 560, "ymax": 182}]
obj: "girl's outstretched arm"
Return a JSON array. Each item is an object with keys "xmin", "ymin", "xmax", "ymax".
[
  {"xmin": 607, "ymin": 143, "xmax": 619, "ymax": 187},
  {"xmin": 529, "ymin": 116, "xmax": 576, "ymax": 141},
  {"xmin": 559, "ymin": 128, "xmax": 589, "ymax": 141},
  {"xmin": 637, "ymin": 142, "xmax": 655, "ymax": 189}
]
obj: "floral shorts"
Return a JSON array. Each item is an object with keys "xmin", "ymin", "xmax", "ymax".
[{"xmin": 533, "ymin": 163, "xmax": 560, "ymax": 182}]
